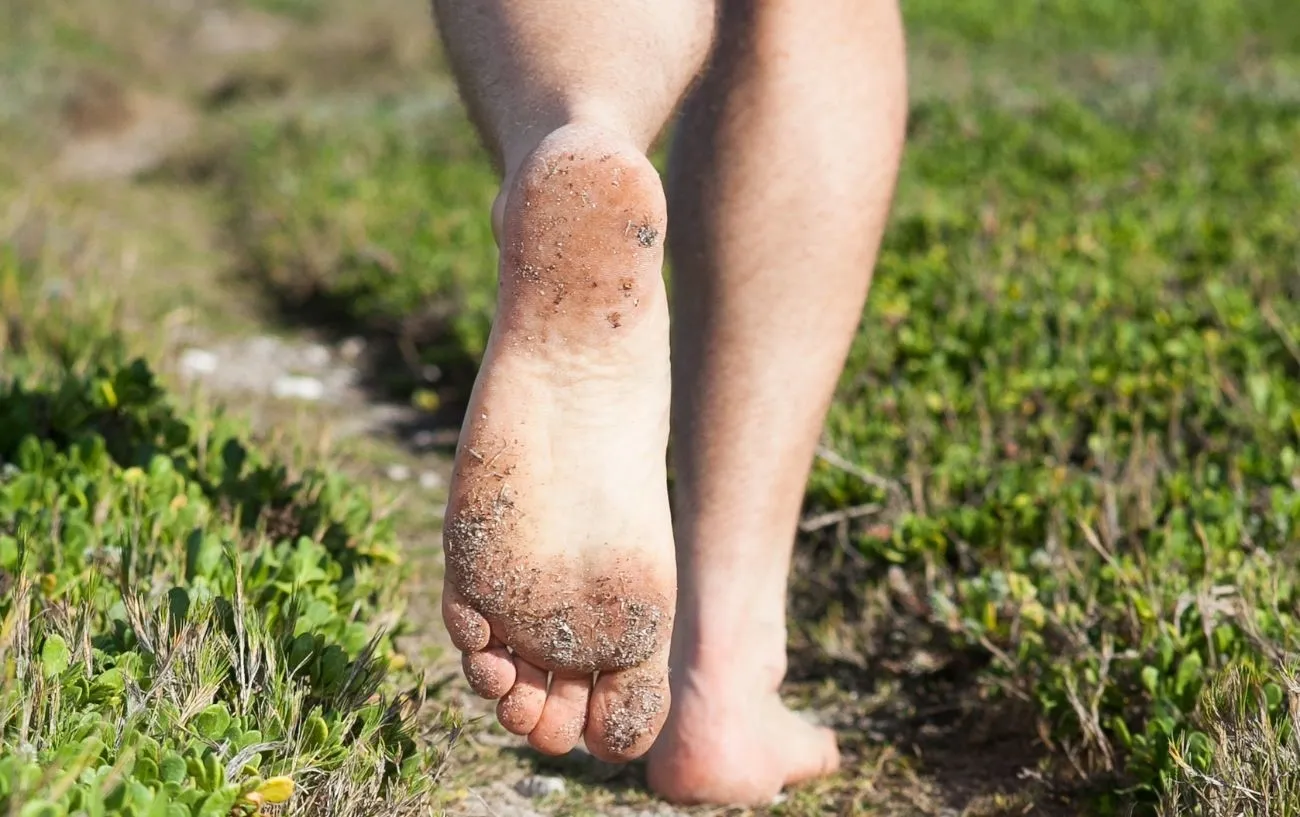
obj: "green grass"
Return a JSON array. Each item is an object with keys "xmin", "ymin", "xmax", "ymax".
[
  {"xmin": 811, "ymin": 70, "xmax": 1300, "ymax": 811},
  {"xmin": 219, "ymin": 2, "xmax": 1300, "ymax": 813},
  {"xmin": 0, "ymin": 257, "xmax": 456, "ymax": 815},
  {"xmin": 1160, "ymin": 664, "xmax": 1300, "ymax": 816},
  {"xmin": 0, "ymin": 4, "xmax": 471, "ymax": 812},
  {"xmin": 5, "ymin": 0, "xmax": 1300, "ymax": 812},
  {"xmin": 903, "ymin": 0, "xmax": 1300, "ymax": 57},
  {"xmin": 225, "ymin": 102, "xmax": 498, "ymax": 402}
]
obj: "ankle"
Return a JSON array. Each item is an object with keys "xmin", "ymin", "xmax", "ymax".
[
  {"xmin": 499, "ymin": 114, "xmax": 647, "ymax": 186},
  {"xmin": 671, "ymin": 617, "xmax": 789, "ymax": 692}
]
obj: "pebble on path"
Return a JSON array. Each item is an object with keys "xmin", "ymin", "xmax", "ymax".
[
  {"xmin": 271, "ymin": 375, "xmax": 325, "ymax": 402},
  {"xmin": 514, "ymin": 775, "xmax": 567, "ymax": 799},
  {"xmin": 178, "ymin": 348, "xmax": 219, "ymax": 378}
]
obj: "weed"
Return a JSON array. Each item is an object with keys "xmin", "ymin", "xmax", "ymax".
[
  {"xmin": 0, "ymin": 267, "xmax": 454, "ymax": 814},
  {"xmin": 1160, "ymin": 664, "xmax": 1300, "ymax": 816},
  {"xmin": 807, "ymin": 60, "xmax": 1300, "ymax": 813}
]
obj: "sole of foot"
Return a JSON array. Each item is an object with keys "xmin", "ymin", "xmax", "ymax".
[{"xmin": 441, "ymin": 121, "xmax": 676, "ymax": 763}]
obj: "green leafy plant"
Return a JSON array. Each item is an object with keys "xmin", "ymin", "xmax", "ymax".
[
  {"xmin": 0, "ymin": 354, "xmax": 455, "ymax": 816},
  {"xmin": 805, "ymin": 62, "xmax": 1300, "ymax": 811}
]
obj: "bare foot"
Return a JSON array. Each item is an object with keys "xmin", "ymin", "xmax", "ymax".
[
  {"xmin": 647, "ymin": 652, "xmax": 840, "ymax": 804},
  {"xmin": 441, "ymin": 122, "xmax": 675, "ymax": 762}
]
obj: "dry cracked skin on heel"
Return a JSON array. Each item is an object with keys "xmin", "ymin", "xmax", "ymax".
[{"xmin": 441, "ymin": 122, "xmax": 676, "ymax": 761}]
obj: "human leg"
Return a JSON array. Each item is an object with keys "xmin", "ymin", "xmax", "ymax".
[
  {"xmin": 430, "ymin": 0, "xmax": 715, "ymax": 761},
  {"xmin": 647, "ymin": 0, "xmax": 908, "ymax": 804}
]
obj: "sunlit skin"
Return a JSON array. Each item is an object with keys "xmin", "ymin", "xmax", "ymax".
[{"xmin": 431, "ymin": 0, "xmax": 907, "ymax": 804}]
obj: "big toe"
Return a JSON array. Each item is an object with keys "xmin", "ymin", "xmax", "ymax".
[{"xmin": 585, "ymin": 663, "xmax": 670, "ymax": 762}]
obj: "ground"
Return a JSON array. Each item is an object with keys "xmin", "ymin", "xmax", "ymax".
[{"xmin": 3, "ymin": 1, "xmax": 1300, "ymax": 815}]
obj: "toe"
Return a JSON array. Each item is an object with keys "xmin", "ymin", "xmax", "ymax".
[
  {"xmin": 462, "ymin": 638, "xmax": 515, "ymax": 699},
  {"xmin": 529, "ymin": 673, "xmax": 591, "ymax": 755},
  {"xmin": 585, "ymin": 663, "xmax": 670, "ymax": 762},
  {"xmin": 442, "ymin": 586, "xmax": 490, "ymax": 652},
  {"xmin": 498, "ymin": 657, "xmax": 548, "ymax": 735}
]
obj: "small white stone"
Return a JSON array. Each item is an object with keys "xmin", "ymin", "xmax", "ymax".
[
  {"xmin": 325, "ymin": 368, "xmax": 358, "ymax": 391},
  {"xmin": 301, "ymin": 344, "xmax": 331, "ymax": 369},
  {"xmin": 386, "ymin": 464, "xmax": 412, "ymax": 482},
  {"xmin": 514, "ymin": 775, "xmax": 566, "ymax": 799},
  {"xmin": 339, "ymin": 336, "xmax": 367, "ymax": 361},
  {"xmin": 249, "ymin": 335, "xmax": 281, "ymax": 357},
  {"xmin": 411, "ymin": 430, "xmax": 437, "ymax": 449},
  {"xmin": 178, "ymin": 348, "xmax": 219, "ymax": 377},
  {"xmin": 419, "ymin": 471, "xmax": 443, "ymax": 490},
  {"xmin": 271, "ymin": 375, "xmax": 325, "ymax": 401}
]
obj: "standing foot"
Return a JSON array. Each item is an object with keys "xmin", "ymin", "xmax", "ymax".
[{"xmin": 647, "ymin": 656, "xmax": 840, "ymax": 805}]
